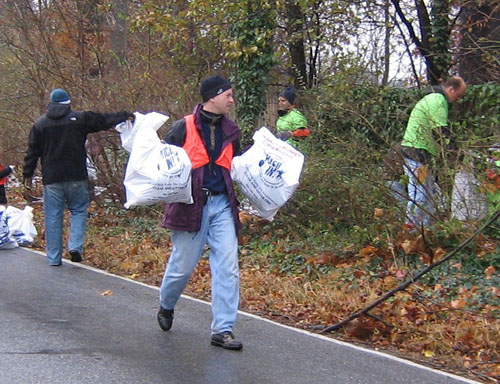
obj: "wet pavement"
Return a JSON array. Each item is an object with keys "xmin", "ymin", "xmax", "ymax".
[{"xmin": 0, "ymin": 247, "xmax": 479, "ymax": 384}]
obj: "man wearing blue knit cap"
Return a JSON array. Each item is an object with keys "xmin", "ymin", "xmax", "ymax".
[
  {"xmin": 22, "ymin": 88, "xmax": 134, "ymax": 266},
  {"xmin": 50, "ymin": 88, "xmax": 71, "ymax": 104}
]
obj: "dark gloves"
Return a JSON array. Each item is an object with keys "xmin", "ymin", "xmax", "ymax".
[
  {"xmin": 276, "ymin": 131, "xmax": 292, "ymax": 141},
  {"xmin": 440, "ymin": 126, "xmax": 457, "ymax": 150},
  {"xmin": 23, "ymin": 177, "xmax": 32, "ymax": 201},
  {"xmin": 23, "ymin": 176, "xmax": 32, "ymax": 189}
]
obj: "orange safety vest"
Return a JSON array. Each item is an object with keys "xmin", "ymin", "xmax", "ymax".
[{"xmin": 182, "ymin": 114, "xmax": 233, "ymax": 170}]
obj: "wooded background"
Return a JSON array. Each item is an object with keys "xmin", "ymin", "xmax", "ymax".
[{"xmin": 0, "ymin": 0, "xmax": 498, "ymax": 205}]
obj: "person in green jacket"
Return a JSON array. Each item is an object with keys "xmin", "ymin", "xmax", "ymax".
[
  {"xmin": 400, "ymin": 76, "xmax": 467, "ymax": 228},
  {"xmin": 275, "ymin": 87, "xmax": 309, "ymax": 147}
]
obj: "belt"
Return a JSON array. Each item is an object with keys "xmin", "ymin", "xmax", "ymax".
[
  {"xmin": 202, "ymin": 188, "xmax": 224, "ymax": 197},
  {"xmin": 400, "ymin": 145, "xmax": 432, "ymax": 164}
]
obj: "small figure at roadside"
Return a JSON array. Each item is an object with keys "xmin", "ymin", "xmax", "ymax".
[
  {"xmin": 157, "ymin": 75, "xmax": 243, "ymax": 351},
  {"xmin": 400, "ymin": 76, "xmax": 467, "ymax": 228},
  {"xmin": 22, "ymin": 88, "xmax": 134, "ymax": 266},
  {"xmin": 0, "ymin": 162, "xmax": 13, "ymax": 205},
  {"xmin": 275, "ymin": 86, "xmax": 310, "ymax": 146}
]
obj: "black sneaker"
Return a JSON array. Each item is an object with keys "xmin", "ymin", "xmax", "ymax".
[
  {"xmin": 210, "ymin": 332, "xmax": 243, "ymax": 350},
  {"xmin": 69, "ymin": 250, "xmax": 82, "ymax": 262},
  {"xmin": 49, "ymin": 261, "xmax": 62, "ymax": 266},
  {"xmin": 157, "ymin": 307, "xmax": 174, "ymax": 331}
]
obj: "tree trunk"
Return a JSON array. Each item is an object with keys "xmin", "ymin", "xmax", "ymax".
[
  {"xmin": 109, "ymin": 0, "xmax": 129, "ymax": 72},
  {"xmin": 458, "ymin": 2, "xmax": 500, "ymax": 84},
  {"xmin": 285, "ymin": 0, "xmax": 307, "ymax": 89},
  {"xmin": 429, "ymin": 0, "xmax": 451, "ymax": 82},
  {"xmin": 382, "ymin": 0, "xmax": 391, "ymax": 86}
]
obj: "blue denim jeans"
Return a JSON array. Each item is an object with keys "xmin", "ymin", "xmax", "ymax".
[
  {"xmin": 403, "ymin": 157, "xmax": 439, "ymax": 227},
  {"xmin": 43, "ymin": 181, "xmax": 90, "ymax": 265},
  {"xmin": 159, "ymin": 194, "xmax": 239, "ymax": 334}
]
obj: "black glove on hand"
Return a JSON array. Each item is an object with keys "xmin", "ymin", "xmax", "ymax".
[
  {"xmin": 22, "ymin": 177, "xmax": 33, "ymax": 201},
  {"xmin": 276, "ymin": 131, "xmax": 292, "ymax": 141}
]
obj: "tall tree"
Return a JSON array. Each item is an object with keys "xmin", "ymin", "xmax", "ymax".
[
  {"xmin": 230, "ymin": 1, "xmax": 276, "ymax": 135},
  {"xmin": 382, "ymin": 0, "xmax": 392, "ymax": 86},
  {"xmin": 458, "ymin": 1, "xmax": 500, "ymax": 84},
  {"xmin": 391, "ymin": 0, "xmax": 455, "ymax": 84},
  {"xmin": 284, "ymin": 0, "xmax": 308, "ymax": 88},
  {"xmin": 109, "ymin": 0, "xmax": 130, "ymax": 72},
  {"xmin": 275, "ymin": 0, "xmax": 356, "ymax": 88}
]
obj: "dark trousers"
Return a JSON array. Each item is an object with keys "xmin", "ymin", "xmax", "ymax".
[{"xmin": 0, "ymin": 185, "xmax": 7, "ymax": 205}]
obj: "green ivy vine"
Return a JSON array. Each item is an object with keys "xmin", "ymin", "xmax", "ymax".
[{"xmin": 228, "ymin": 1, "xmax": 276, "ymax": 142}]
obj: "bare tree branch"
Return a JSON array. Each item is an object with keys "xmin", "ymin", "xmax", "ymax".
[{"xmin": 321, "ymin": 209, "xmax": 500, "ymax": 333}]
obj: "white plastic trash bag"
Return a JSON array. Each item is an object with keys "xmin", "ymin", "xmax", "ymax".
[
  {"xmin": 0, "ymin": 206, "xmax": 18, "ymax": 249},
  {"xmin": 120, "ymin": 112, "xmax": 193, "ymax": 208},
  {"xmin": 451, "ymin": 169, "xmax": 488, "ymax": 221},
  {"xmin": 231, "ymin": 127, "xmax": 304, "ymax": 221},
  {"xmin": 5, "ymin": 205, "xmax": 37, "ymax": 246},
  {"xmin": 115, "ymin": 112, "xmax": 169, "ymax": 153},
  {"xmin": 6, "ymin": 206, "xmax": 37, "ymax": 246}
]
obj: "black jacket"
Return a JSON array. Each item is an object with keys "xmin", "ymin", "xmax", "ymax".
[{"xmin": 23, "ymin": 103, "xmax": 131, "ymax": 185}]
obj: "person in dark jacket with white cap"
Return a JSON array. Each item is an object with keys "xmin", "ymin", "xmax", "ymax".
[
  {"xmin": 157, "ymin": 75, "xmax": 244, "ymax": 350},
  {"xmin": 22, "ymin": 88, "xmax": 134, "ymax": 266}
]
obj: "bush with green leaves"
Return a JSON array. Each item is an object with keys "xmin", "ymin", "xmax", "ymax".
[{"xmin": 303, "ymin": 82, "xmax": 500, "ymax": 152}]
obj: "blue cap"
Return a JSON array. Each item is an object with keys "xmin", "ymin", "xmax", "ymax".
[{"xmin": 50, "ymin": 88, "xmax": 71, "ymax": 104}]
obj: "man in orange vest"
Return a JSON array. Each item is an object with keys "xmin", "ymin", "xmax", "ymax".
[{"xmin": 157, "ymin": 75, "xmax": 243, "ymax": 350}]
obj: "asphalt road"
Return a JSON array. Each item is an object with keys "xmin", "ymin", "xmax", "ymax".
[{"xmin": 0, "ymin": 247, "xmax": 479, "ymax": 384}]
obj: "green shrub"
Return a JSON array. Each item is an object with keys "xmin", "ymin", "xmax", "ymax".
[{"xmin": 303, "ymin": 82, "xmax": 500, "ymax": 151}]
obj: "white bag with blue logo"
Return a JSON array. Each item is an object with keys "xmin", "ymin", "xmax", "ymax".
[
  {"xmin": 5, "ymin": 205, "xmax": 38, "ymax": 246},
  {"xmin": 119, "ymin": 112, "xmax": 193, "ymax": 208},
  {"xmin": 231, "ymin": 127, "xmax": 304, "ymax": 221},
  {"xmin": 0, "ymin": 206, "xmax": 18, "ymax": 249}
]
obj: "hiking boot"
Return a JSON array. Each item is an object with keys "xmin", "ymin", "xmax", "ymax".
[
  {"xmin": 69, "ymin": 250, "xmax": 82, "ymax": 263},
  {"xmin": 210, "ymin": 331, "xmax": 243, "ymax": 351},
  {"xmin": 157, "ymin": 307, "xmax": 174, "ymax": 331}
]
